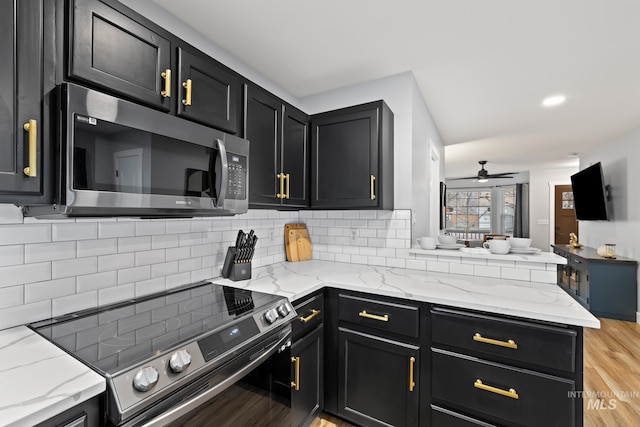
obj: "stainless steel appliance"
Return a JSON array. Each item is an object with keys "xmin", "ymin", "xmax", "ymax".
[
  {"xmin": 29, "ymin": 281, "xmax": 295, "ymax": 427},
  {"xmin": 23, "ymin": 83, "xmax": 249, "ymax": 218}
]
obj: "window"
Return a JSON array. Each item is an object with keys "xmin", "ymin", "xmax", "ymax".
[
  {"xmin": 445, "ymin": 189, "xmax": 491, "ymax": 233},
  {"xmin": 445, "ymin": 185, "xmax": 517, "ymax": 236}
]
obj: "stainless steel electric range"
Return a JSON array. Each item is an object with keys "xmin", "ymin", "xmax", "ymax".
[{"xmin": 29, "ymin": 281, "xmax": 296, "ymax": 427}]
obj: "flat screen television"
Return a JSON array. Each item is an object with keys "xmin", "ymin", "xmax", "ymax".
[{"xmin": 570, "ymin": 162, "xmax": 610, "ymax": 221}]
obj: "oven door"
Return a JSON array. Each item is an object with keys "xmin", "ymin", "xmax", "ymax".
[
  {"xmin": 53, "ymin": 83, "xmax": 248, "ymax": 217},
  {"xmin": 120, "ymin": 326, "xmax": 291, "ymax": 427}
]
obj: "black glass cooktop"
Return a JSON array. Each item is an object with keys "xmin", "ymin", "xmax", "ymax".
[{"xmin": 29, "ymin": 282, "xmax": 282, "ymax": 374}]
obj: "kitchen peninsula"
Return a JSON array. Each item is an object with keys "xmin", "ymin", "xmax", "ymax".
[{"xmin": 0, "ymin": 260, "xmax": 598, "ymax": 427}]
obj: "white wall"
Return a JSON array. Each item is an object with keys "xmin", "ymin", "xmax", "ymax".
[{"xmin": 529, "ymin": 167, "xmax": 577, "ymax": 250}]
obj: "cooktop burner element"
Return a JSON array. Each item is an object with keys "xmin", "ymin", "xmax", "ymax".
[{"xmin": 29, "ymin": 281, "xmax": 296, "ymax": 426}]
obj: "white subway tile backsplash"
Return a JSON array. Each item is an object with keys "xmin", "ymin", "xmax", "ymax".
[
  {"xmin": 135, "ymin": 249, "xmax": 166, "ymax": 266},
  {"xmin": 99, "ymin": 253, "xmax": 135, "ymax": 272},
  {"xmin": 531, "ymin": 270, "xmax": 557, "ymax": 283},
  {"xmin": 52, "ymin": 257, "xmax": 98, "ymax": 279},
  {"xmin": 502, "ymin": 268, "xmax": 531, "ymax": 281},
  {"xmin": 165, "ymin": 220, "xmax": 192, "ymax": 234},
  {"xmin": 0, "ymin": 286, "xmax": 24, "ymax": 308},
  {"xmin": 179, "ymin": 257, "xmax": 202, "ymax": 273},
  {"xmin": 166, "ymin": 246, "xmax": 191, "ymax": 262},
  {"xmin": 488, "ymin": 259, "xmax": 517, "ymax": 268},
  {"xmin": 118, "ymin": 266, "xmax": 151, "ymax": 285},
  {"xmin": 351, "ymin": 255, "xmax": 368, "ymax": 264},
  {"xmin": 0, "ymin": 301, "xmax": 51, "ymax": 329},
  {"xmin": 165, "ymin": 273, "xmax": 192, "ymax": 289},
  {"xmin": 0, "ymin": 262, "xmax": 51, "ymax": 288},
  {"xmin": 450, "ymin": 263, "xmax": 474, "ymax": 276},
  {"xmin": 52, "ymin": 222, "xmax": 97, "ymax": 241},
  {"xmin": 0, "ymin": 223, "xmax": 51, "ymax": 245},
  {"xmin": 152, "ymin": 234, "xmax": 180, "ymax": 249},
  {"xmin": 118, "ymin": 236, "xmax": 152, "ymax": 253},
  {"xmin": 359, "ymin": 211, "xmax": 376, "ymax": 219},
  {"xmin": 25, "ymin": 241, "xmax": 76, "ymax": 263},
  {"xmin": 135, "ymin": 278, "xmax": 166, "ymax": 297},
  {"xmin": 77, "ymin": 271, "xmax": 117, "ymax": 293},
  {"xmin": 25, "ymin": 278, "xmax": 76, "ymax": 303},
  {"xmin": 474, "ymin": 265, "xmax": 501, "ymax": 278},
  {"xmin": 77, "ymin": 239, "xmax": 118, "ymax": 257},
  {"xmin": 0, "ymin": 245, "xmax": 24, "ymax": 267},
  {"xmin": 99, "ymin": 222, "xmax": 135, "ymax": 238},
  {"xmin": 52, "ymin": 291, "xmax": 97, "ymax": 317},
  {"xmin": 386, "ymin": 258, "xmax": 406, "ymax": 268},
  {"xmin": 405, "ymin": 259, "xmax": 427, "ymax": 270},
  {"xmin": 135, "ymin": 221, "xmax": 166, "ymax": 236},
  {"xmin": 99, "ymin": 284, "xmax": 135, "ymax": 305},
  {"xmin": 152, "ymin": 261, "xmax": 179, "ymax": 278},
  {"xmin": 427, "ymin": 261, "xmax": 450, "ymax": 273}
]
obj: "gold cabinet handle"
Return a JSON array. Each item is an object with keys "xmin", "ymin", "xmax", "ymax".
[
  {"xmin": 409, "ymin": 356, "xmax": 416, "ymax": 392},
  {"xmin": 160, "ymin": 69, "xmax": 171, "ymax": 97},
  {"xmin": 276, "ymin": 173, "xmax": 285, "ymax": 198},
  {"xmin": 285, "ymin": 173, "xmax": 290, "ymax": 199},
  {"xmin": 473, "ymin": 333, "xmax": 518, "ymax": 349},
  {"xmin": 300, "ymin": 309, "xmax": 320, "ymax": 323},
  {"xmin": 358, "ymin": 310, "xmax": 388, "ymax": 322},
  {"xmin": 370, "ymin": 175, "xmax": 376, "ymax": 200},
  {"xmin": 23, "ymin": 119, "xmax": 37, "ymax": 177},
  {"xmin": 474, "ymin": 379, "xmax": 519, "ymax": 399},
  {"xmin": 291, "ymin": 356, "xmax": 300, "ymax": 391},
  {"xmin": 182, "ymin": 79, "xmax": 192, "ymax": 105}
]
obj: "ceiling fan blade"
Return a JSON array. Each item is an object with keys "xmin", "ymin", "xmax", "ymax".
[
  {"xmin": 487, "ymin": 172, "xmax": 516, "ymax": 178},
  {"xmin": 447, "ymin": 176, "xmax": 481, "ymax": 180}
]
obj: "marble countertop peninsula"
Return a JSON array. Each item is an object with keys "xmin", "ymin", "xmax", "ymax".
[
  {"xmin": 0, "ymin": 326, "xmax": 105, "ymax": 427},
  {"xmin": 409, "ymin": 247, "xmax": 568, "ymax": 264},
  {"xmin": 216, "ymin": 260, "xmax": 599, "ymax": 329}
]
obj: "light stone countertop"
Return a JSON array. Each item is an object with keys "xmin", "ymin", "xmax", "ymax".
[
  {"xmin": 215, "ymin": 260, "xmax": 599, "ymax": 328},
  {"xmin": 0, "ymin": 326, "xmax": 105, "ymax": 427},
  {"xmin": 0, "ymin": 259, "xmax": 598, "ymax": 426},
  {"xmin": 409, "ymin": 247, "xmax": 568, "ymax": 264}
]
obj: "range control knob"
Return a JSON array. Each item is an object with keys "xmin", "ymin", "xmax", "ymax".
[
  {"xmin": 169, "ymin": 349, "xmax": 192, "ymax": 374},
  {"xmin": 277, "ymin": 303, "xmax": 292, "ymax": 317},
  {"xmin": 133, "ymin": 366, "xmax": 159, "ymax": 392},
  {"xmin": 264, "ymin": 308, "xmax": 279, "ymax": 324}
]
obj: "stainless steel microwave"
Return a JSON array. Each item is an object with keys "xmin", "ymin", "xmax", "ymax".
[{"xmin": 24, "ymin": 83, "xmax": 249, "ymax": 218}]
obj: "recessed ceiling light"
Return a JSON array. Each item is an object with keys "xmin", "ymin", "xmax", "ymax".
[{"xmin": 542, "ymin": 95, "xmax": 566, "ymax": 107}]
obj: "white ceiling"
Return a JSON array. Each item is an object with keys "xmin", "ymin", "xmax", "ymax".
[{"xmin": 152, "ymin": 0, "xmax": 640, "ymax": 178}]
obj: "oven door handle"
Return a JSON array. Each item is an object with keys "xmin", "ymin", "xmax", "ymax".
[{"xmin": 139, "ymin": 328, "xmax": 290, "ymax": 427}]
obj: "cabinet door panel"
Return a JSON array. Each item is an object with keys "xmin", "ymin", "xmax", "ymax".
[
  {"xmin": 0, "ymin": 0, "xmax": 43, "ymax": 197},
  {"xmin": 69, "ymin": 0, "xmax": 171, "ymax": 111},
  {"xmin": 282, "ymin": 105, "xmax": 309, "ymax": 207},
  {"xmin": 177, "ymin": 48, "xmax": 239, "ymax": 134},
  {"xmin": 338, "ymin": 328, "xmax": 419, "ymax": 426},
  {"xmin": 312, "ymin": 109, "xmax": 378, "ymax": 208},
  {"xmin": 245, "ymin": 85, "xmax": 281, "ymax": 207},
  {"xmin": 291, "ymin": 325, "xmax": 323, "ymax": 427}
]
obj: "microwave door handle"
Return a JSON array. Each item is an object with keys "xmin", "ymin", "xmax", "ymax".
[{"xmin": 214, "ymin": 138, "xmax": 228, "ymax": 207}]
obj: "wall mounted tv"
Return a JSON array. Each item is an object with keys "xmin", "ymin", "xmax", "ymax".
[{"xmin": 570, "ymin": 162, "xmax": 610, "ymax": 221}]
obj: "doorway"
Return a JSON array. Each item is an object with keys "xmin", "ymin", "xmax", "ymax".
[
  {"xmin": 113, "ymin": 148, "xmax": 143, "ymax": 193},
  {"xmin": 554, "ymin": 184, "xmax": 578, "ymax": 244}
]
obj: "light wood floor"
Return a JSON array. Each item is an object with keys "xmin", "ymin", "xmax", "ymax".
[
  {"xmin": 313, "ymin": 317, "xmax": 640, "ymax": 427},
  {"xmin": 583, "ymin": 317, "xmax": 640, "ymax": 427}
]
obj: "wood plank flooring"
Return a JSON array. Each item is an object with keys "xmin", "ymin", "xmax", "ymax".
[{"xmin": 583, "ymin": 317, "xmax": 640, "ymax": 427}]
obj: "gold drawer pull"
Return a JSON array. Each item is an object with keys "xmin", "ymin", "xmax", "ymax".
[
  {"xmin": 474, "ymin": 379, "xmax": 519, "ymax": 399},
  {"xmin": 160, "ymin": 69, "xmax": 171, "ymax": 97},
  {"xmin": 358, "ymin": 310, "xmax": 388, "ymax": 322},
  {"xmin": 182, "ymin": 79, "xmax": 192, "ymax": 105},
  {"xmin": 300, "ymin": 309, "xmax": 320, "ymax": 323},
  {"xmin": 370, "ymin": 175, "xmax": 376, "ymax": 200},
  {"xmin": 276, "ymin": 173, "xmax": 285, "ymax": 198},
  {"xmin": 291, "ymin": 356, "xmax": 300, "ymax": 391},
  {"xmin": 473, "ymin": 333, "xmax": 518, "ymax": 349},
  {"xmin": 409, "ymin": 356, "xmax": 416, "ymax": 392},
  {"xmin": 285, "ymin": 173, "xmax": 290, "ymax": 199},
  {"xmin": 23, "ymin": 119, "xmax": 37, "ymax": 177}
]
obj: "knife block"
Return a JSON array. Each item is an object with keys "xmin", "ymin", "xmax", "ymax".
[{"xmin": 222, "ymin": 247, "xmax": 252, "ymax": 281}]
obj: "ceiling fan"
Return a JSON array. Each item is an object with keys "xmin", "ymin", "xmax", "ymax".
[{"xmin": 449, "ymin": 160, "xmax": 517, "ymax": 182}]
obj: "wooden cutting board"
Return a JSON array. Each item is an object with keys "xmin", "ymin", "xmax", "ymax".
[{"xmin": 285, "ymin": 224, "xmax": 312, "ymax": 262}]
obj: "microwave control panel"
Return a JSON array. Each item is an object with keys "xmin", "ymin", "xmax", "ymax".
[{"xmin": 226, "ymin": 154, "xmax": 247, "ymax": 200}]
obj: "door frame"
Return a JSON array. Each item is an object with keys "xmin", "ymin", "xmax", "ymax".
[{"xmin": 548, "ymin": 180, "xmax": 572, "ymax": 247}]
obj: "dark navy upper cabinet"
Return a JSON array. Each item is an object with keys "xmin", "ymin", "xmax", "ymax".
[
  {"xmin": 68, "ymin": 0, "xmax": 173, "ymax": 111},
  {"xmin": 311, "ymin": 101, "xmax": 394, "ymax": 210},
  {"xmin": 0, "ymin": 0, "xmax": 52, "ymax": 201}
]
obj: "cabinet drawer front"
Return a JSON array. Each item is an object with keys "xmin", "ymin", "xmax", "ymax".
[
  {"xmin": 432, "ymin": 349, "xmax": 576, "ymax": 427},
  {"xmin": 339, "ymin": 294, "xmax": 419, "ymax": 338},
  {"xmin": 431, "ymin": 405, "xmax": 497, "ymax": 427},
  {"xmin": 431, "ymin": 307, "xmax": 577, "ymax": 372},
  {"xmin": 293, "ymin": 293, "xmax": 324, "ymax": 340}
]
